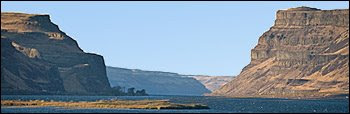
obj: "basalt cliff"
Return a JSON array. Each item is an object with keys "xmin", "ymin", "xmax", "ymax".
[
  {"xmin": 1, "ymin": 12, "xmax": 112, "ymax": 95},
  {"xmin": 211, "ymin": 7, "xmax": 349, "ymax": 98},
  {"xmin": 106, "ymin": 66, "xmax": 211, "ymax": 96}
]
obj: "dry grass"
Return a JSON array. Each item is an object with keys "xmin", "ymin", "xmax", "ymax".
[{"xmin": 1, "ymin": 99, "xmax": 209, "ymax": 110}]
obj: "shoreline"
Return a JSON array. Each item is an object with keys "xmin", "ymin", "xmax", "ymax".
[
  {"xmin": 2, "ymin": 94, "xmax": 348, "ymax": 101},
  {"xmin": 1, "ymin": 99, "xmax": 210, "ymax": 110},
  {"xmin": 206, "ymin": 93, "xmax": 349, "ymax": 100}
]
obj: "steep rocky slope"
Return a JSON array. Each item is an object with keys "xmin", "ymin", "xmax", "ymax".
[
  {"xmin": 1, "ymin": 12, "xmax": 112, "ymax": 95},
  {"xmin": 106, "ymin": 66, "xmax": 211, "ymax": 96},
  {"xmin": 190, "ymin": 76, "xmax": 234, "ymax": 92},
  {"xmin": 211, "ymin": 7, "xmax": 349, "ymax": 98}
]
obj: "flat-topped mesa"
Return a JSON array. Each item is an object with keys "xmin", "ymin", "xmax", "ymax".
[
  {"xmin": 1, "ymin": 12, "xmax": 112, "ymax": 95},
  {"xmin": 274, "ymin": 6, "xmax": 349, "ymax": 27},
  {"xmin": 211, "ymin": 7, "xmax": 349, "ymax": 98},
  {"xmin": 1, "ymin": 12, "xmax": 83, "ymax": 54},
  {"xmin": 1, "ymin": 12, "xmax": 65, "ymax": 40},
  {"xmin": 286, "ymin": 6, "xmax": 321, "ymax": 11}
]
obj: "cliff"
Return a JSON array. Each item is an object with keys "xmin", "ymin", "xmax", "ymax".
[
  {"xmin": 1, "ymin": 12, "xmax": 112, "ymax": 95},
  {"xmin": 190, "ymin": 76, "xmax": 234, "ymax": 92},
  {"xmin": 211, "ymin": 7, "xmax": 349, "ymax": 98},
  {"xmin": 106, "ymin": 66, "xmax": 211, "ymax": 96}
]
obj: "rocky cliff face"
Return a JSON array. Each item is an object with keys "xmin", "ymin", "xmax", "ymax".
[
  {"xmin": 211, "ymin": 7, "xmax": 349, "ymax": 98},
  {"xmin": 190, "ymin": 76, "xmax": 234, "ymax": 92},
  {"xmin": 1, "ymin": 12, "xmax": 112, "ymax": 95},
  {"xmin": 106, "ymin": 66, "xmax": 211, "ymax": 96}
]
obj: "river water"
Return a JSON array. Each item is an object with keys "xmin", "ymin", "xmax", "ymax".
[{"xmin": 1, "ymin": 95, "xmax": 348, "ymax": 113}]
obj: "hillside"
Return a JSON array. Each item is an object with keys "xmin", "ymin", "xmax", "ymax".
[{"xmin": 211, "ymin": 7, "xmax": 349, "ymax": 98}]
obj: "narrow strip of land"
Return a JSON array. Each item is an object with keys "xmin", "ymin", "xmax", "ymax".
[{"xmin": 1, "ymin": 100, "xmax": 209, "ymax": 110}]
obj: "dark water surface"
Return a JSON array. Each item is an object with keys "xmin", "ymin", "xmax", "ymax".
[{"xmin": 1, "ymin": 95, "xmax": 349, "ymax": 113}]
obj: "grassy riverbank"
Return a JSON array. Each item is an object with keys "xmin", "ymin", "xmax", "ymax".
[{"xmin": 1, "ymin": 99, "xmax": 209, "ymax": 109}]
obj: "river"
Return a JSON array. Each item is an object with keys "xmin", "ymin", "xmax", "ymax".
[{"xmin": 1, "ymin": 95, "xmax": 348, "ymax": 113}]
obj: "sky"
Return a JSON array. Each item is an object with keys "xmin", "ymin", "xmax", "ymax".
[{"xmin": 1, "ymin": 1, "xmax": 349, "ymax": 76}]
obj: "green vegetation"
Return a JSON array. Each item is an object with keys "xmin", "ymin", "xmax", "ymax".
[{"xmin": 110, "ymin": 86, "xmax": 148, "ymax": 96}]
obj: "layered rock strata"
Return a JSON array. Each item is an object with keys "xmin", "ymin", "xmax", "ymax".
[
  {"xmin": 211, "ymin": 7, "xmax": 349, "ymax": 98},
  {"xmin": 1, "ymin": 12, "xmax": 112, "ymax": 95}
]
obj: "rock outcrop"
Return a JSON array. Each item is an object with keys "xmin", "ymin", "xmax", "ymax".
[
  {"xmin": 1, "ymin": 12, "xmax": 112, "ymax": 95},
  {"xmin": 190, "ymin": 75, "xmax": 234, "ymax": 92},
  {"xmin": 106, "ymin": 66, "xmax": 211, "ymax": 96},
  {"xmin": 211, "ymin": 7, "xmax": 349, "ymax": 98}
]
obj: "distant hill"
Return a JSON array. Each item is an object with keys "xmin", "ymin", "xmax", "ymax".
[
  {"xmin": 190, "ymin": 75, "xmax": 234, "ymax": 91},
  {"xmin": 106, "ymin": 66, "xmax": 211, "ymax": 96}
]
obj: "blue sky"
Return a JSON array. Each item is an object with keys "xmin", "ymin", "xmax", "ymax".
[{"xmin": 1, "ymin": 1, "xmax": 348, "ymax": 76}]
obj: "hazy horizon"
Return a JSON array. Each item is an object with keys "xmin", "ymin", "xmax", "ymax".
[{"xmin": 1, "ymin": 1, "xmax": 348, "ymax": 76}]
